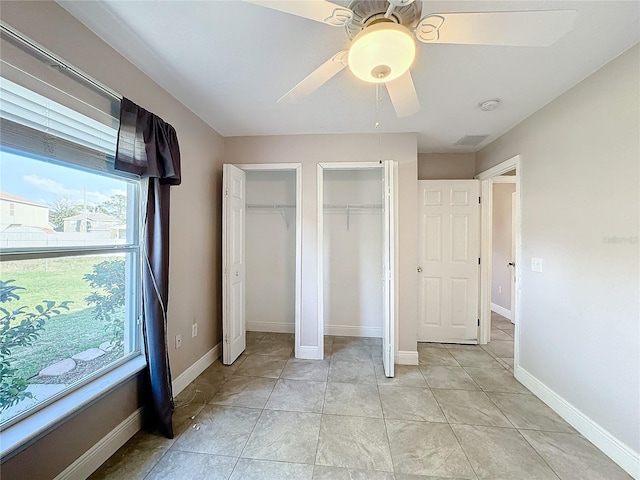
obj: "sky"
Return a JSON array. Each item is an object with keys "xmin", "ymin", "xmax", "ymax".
[{"xmin": 0, "ymin": 150, "xmax": 127, "ymax": 207}]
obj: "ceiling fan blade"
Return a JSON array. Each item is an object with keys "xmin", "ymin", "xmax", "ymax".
[
  {"xmin": 245, "ymin": 1, "xmax": 353, "ymax": 27},
  {"xmin": 415, "ymin": 10, "xmax": 577, "ymax": 46},
  {"xmin": 385, "ymin": 70, "xmax": 420, "ymax": 118},
  {"xmin": 278, "ymin": 50, "xmax": 348, "ymax": 103}
]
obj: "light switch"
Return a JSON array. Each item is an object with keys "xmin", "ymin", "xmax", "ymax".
[{"xmin": 531, "ymin": 258, "xmax": 543, "ymax": 272}]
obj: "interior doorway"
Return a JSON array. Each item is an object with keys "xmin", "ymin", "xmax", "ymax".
[
  {"xmin": 317, "ymin": 161, "xmax": 397, "ymax": 377},
  {"xmin": 477, "ymin": 155, "xmax": 521, "ymax": 368},
  {"xmin": 490, "ymin": 176, "xmax": 516, "ymax": 322},
  {"xmin": 222, "ymin": 163, "xmax": 302, "ymax": 364}
]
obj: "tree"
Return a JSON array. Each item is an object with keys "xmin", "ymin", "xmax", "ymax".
[
  {"xmin": 48, "ymin": 197, "xmax": 80, "ymax": 231},
  {"xmin": 84, "ymin": 259, "xmax": 126, "ymax": 348},
  {"xmin": 0, "ymin": 280, "xmax": 70, "ymax": 410},
  {"xmin": 97, "ymin": 194, "xmax": 127, "ymax": 223}
]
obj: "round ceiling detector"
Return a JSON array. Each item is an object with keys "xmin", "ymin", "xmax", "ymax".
[
  {"xmin": 348, "ymin": 21, "xmax": 416, "ymax": 84},
  {"xmin": 479, "ymin": 99, "xmax": 501, "ymax": 111}
]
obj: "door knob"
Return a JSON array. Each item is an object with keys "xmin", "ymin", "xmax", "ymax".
[
  {"xmin": 417, "ymin": 266, "xmax": 423, "ymax": 273},
  {"xmin": 508, "ymin": 262, "xmax": 515, "ymax": 267}
]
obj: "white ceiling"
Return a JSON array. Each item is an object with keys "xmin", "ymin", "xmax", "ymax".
[{"xmin": 58, "ymin": 1, "xmax": 639, "ymax": 153}]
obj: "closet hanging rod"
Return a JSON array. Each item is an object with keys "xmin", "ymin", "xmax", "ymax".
[
  {"xmin": 246, "ymin": 203, "xmax": 295, "ymax": 209},
  {"xmin": 323, "ymin": 203, "xmax": 383, "ymax": 210}
]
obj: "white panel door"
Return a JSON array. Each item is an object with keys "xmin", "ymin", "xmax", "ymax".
[
  {"xmin": 382, "ymin": 160, "xmax": 396, "ymax": 377},
  {"xmin": 418, "ymin": 180, "xmax": 480, "ymax": 343},
  {"xmin": 222, "ymin": 164, "xmax": 246, "ymax": 364}
]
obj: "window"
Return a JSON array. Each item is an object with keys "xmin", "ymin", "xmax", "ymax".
[{"xmin": 0, "ymin": 63, "xmax": 142, "ymax": 429}]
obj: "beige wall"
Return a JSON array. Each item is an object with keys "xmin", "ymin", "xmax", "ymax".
[
  {"xmin": 491, "ymin": 182, "xmax": 516, "ymax": 311},
  {"xmin": 418, "ymin": 153, "xmax": 475, "ymax": 180},
  {"xmin": 1, "ymin": 2, "xmax": 225, "ymax": 477},
  {"xmin": 224, "ymin": 133, "xmax": 418, "ymax": 355},
  {"xmin": 1, "ymin": 378, "xmax": 141, "ymax": 479},
  {"xmin": 477, "ymin": 45, "xmax": 640, "ymax": 456}
]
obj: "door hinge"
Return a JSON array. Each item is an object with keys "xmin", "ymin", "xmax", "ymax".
[
  {"xmin": 479, "ymin": 196, "xmax": 481, "ymax": 204},
  {"xmin": 478, "ymin": 319, "xmax": 480, "ymax": 326},
  {"xmin": 224, "ymin": 334, "xmax": 229, "ymax": 344},
  {"xmin": 478, "ymin": 257, "xmax": 481, "ymax": 265},
  {"xmin": 225, "ymin": 188, "xmax": 229, "ymax": 197}
]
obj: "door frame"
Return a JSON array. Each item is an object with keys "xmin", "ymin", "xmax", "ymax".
[
  {"xmin": 476, "ymin": 155, "xmax": 521, "ymax": 367},
  {"xmin": 317, "ymin": 161, "xmax": 398, "ymax": 364},
  {"xmin": 236, "ymin": 163, "xmax": 303, "ymax": 357}
]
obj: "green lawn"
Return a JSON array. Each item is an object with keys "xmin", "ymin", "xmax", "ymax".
[
  {"xmin": 1, "ymin": 254, "xmax": 126, "ymax": 380},
  {"xmin": 1, "ymin": 256, "xmax": 108, "ymax": 315},
  {"xmin": 9, "ymin": 308, "xmax": 119, "ymax": 379}
]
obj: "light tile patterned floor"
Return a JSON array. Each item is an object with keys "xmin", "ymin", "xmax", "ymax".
[{"xmin": 90, "ymin": 317, "xmax": 631, "ymax": 480}]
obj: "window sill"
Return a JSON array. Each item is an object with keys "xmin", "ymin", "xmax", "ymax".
[{"xmin": 0, "ymin": 355, "xmax": 146, "ymax": 460}]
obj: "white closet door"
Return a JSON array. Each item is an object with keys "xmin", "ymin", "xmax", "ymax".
[
  {"xmin": 382, "ymin": 160, "xmax": 396, "ymax": 377},
  {"xmin": 222, "ymin": 164, "xmax": 246, "ymax": 364},
  {"xmin": 418, "ymin": 180, "xmax": 480, "ymax": 343}
]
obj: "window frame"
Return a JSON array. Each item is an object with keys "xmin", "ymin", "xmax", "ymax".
[{"xmin": 0, "ymin": 154, "xmax": 146, "ymax": 435}]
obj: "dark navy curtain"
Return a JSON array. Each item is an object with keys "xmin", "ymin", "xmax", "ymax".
[{"xmin": 115, "ymin": 97, "xmax": 181, "ymax": 438}]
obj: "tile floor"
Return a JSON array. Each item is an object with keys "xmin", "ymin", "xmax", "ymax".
[{"xmin": 90, "ymin": 316, "xmax": 631, "ymax": 479}]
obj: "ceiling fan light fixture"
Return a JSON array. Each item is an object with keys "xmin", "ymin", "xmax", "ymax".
[{"xmin": 348, "ymin": 21, "xmax": 416, "ymax": 84}]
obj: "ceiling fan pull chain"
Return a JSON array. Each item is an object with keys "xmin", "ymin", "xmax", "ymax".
[{"xmin": 376, "ymin": 82, "xmax": 383, "ymax": 163}]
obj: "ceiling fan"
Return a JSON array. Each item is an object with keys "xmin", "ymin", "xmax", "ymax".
[{"xmin": 247, "ymin": 0, "xmax": 576, "ymax": 118}]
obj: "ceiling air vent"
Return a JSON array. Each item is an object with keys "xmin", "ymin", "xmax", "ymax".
[{"xmin": 453, "ymin": 134, "xmax": 490, "ymax": 147}]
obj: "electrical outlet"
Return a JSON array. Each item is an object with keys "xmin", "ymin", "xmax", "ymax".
[
  {"xmin": 175, "ymin": 334, "xmax": 182, "ymax": 349},
  {"xmin": 192, "ymin": 323, "xmax": 198, "ymax": 338}
]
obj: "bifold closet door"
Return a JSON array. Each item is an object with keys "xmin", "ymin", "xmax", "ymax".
[
  {"xmin": 382, "ymin": 160, "xmax": 395, "ymax": 378},
  {"xmin": 222, "ymin": 164, "xmax": 246, "ymax": 365}
]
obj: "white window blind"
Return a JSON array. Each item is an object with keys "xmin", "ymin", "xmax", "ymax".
[
  {"xmin": 0, "ymin": 24, "xmax": 121, "ymax": 173},
  {"xmin": 0, "ymin": 77, "xmax": 118, "ymax": 157}
]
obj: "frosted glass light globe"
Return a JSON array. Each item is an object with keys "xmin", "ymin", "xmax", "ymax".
[{"xmin": 348, "ymin": 21, "xmax": 416, "ymax": 83}]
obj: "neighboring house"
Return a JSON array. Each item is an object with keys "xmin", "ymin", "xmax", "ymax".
[
  {"xmin": 63, "ymin": 212, "xmax": 120, "ymax": 236},
  {"xmin": 0, "ymin": 191, "xmax": 49, "ymax": 230}
]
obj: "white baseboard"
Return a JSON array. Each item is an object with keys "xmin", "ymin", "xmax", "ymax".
[
  {"xmin": 324, "ymin": 325, "xmax": 382, "ymax": 338},
  {"xmin": 172, "ymin": 342, "xmax": 222, "ymax": 396},
  {"xmin": 395, "ymin": 350, "xmax": 419, "ymax": 366},
  {"xmin": 54, "ymin": 408, "xmax": 143, "ymax": 480},
  {"xmin": 297, "ymin": 345, "xmax": 322, "ymax": 360},
  {"xmin": 491, "ymin": 302, "xmax": 513, "ymax": 322},
  {"xmin": 515, "ymin": 366, "xmax": 640, "ymax": 479},
  {"xmin": 247, "ymin": 322, "xmax": 294, "ymax": 334}
]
